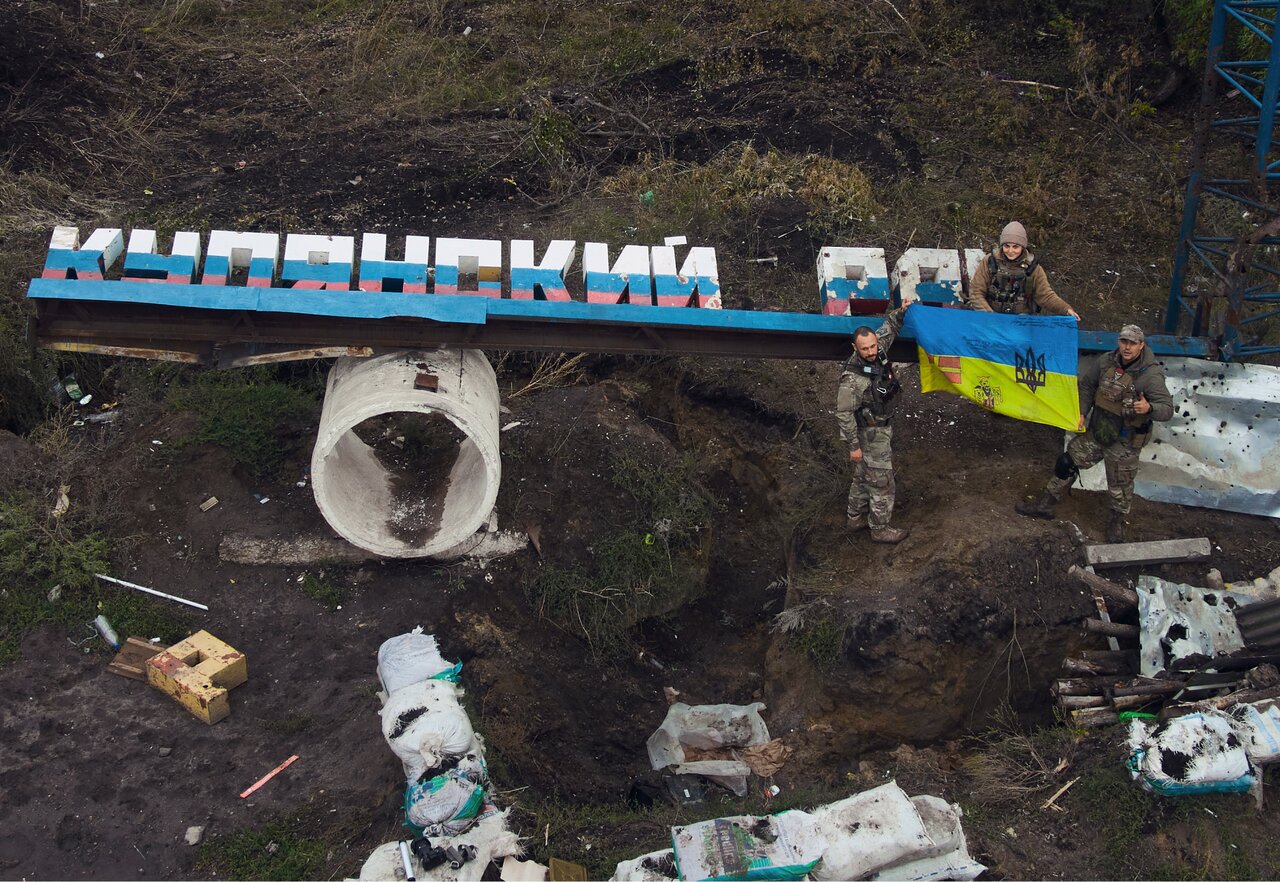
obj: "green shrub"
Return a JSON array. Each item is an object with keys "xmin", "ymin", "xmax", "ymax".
[{"xmin": 169, "ymin": 368, "xmax": 319, "ymax": 477}]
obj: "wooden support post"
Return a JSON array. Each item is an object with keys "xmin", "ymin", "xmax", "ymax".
[
  {"xmin": 1084, "ymin": 618, "xmax": 1140, "ymax": 639},
  {"xmin": 1084, "ymin": 537, "xmax": 1212, "ymax": 569},
  {"xmin": 1070, "ymin": 707, "xmax": 1119, "ymax": 728},
  {"xmin": 1058, "ymin": 694, "xmax": 1109, "ymax": 710},
  {"xmin": 1068, "ymin": 565, "xmax": 1139, "ymax": 607},
  {"xmin": 1062, "ymin": 655, "xmax": 1135, "ymax": 676}
]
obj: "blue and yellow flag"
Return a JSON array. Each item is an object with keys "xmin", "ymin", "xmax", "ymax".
[{"xmin": 902, "ymin": 308, "xmax": 1081, "ymax": 431}]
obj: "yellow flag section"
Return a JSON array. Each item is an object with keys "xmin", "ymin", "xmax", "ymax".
[{"xmin": 902, "ymin": 308, "xmax": 1081, "ymax": 431}]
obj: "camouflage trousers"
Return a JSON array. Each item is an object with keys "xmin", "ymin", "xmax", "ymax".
[
  {"xmin": 847, "ymin": 426, "xmax": 896, "ymax": 528},
  {"xmin": 1045, "ymin": 430, "xmax": 1141, "ymax": 514}
]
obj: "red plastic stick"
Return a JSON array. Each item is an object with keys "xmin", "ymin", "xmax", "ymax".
[{"xmin": 239, "ymin": 754, "xmax": 300, "ymax": 798}]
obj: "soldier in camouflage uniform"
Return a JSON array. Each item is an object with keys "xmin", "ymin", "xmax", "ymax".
[
  {"xmin": 836, "ymin": 302, "xmax": 913, "ymax": 544},
  {"xmin": 968, "ymin": 221, "xmax": 1081, "ymax": 320},
  {"xmin": 1016, "ymin": 324, "xmax": 1173, "ymax": 542}
]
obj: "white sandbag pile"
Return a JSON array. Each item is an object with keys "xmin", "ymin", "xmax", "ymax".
[
  {"xmin": 609, "ymin": 781, "xmax": 984, "ymax": 882},
  {"xmin": 358, "ymin": 628, "xmax": 534, "ymax": 882},
  {"xmin": 645, "ymin": 702, "xmax": 771, "ymax": 797},
  {"xmin": 1126, "ymin": 702, "xmax": 1280, "ymax": 798}
]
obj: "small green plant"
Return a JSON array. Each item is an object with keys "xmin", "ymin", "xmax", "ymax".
[
  {"xmin": 299, "ymin": 571, "xmax": 343, "ymax": 610},
  {"xmin": 263, "ymin": 712, "xmax": 312, "ymax": 736},
  {"xmin": 195, "ymin": 817, "xmax": 329, "ymax": 881},
  {"xmin": 0, "ymin": 492, "xmax": 188, "ymax": 665},
  {"xmin": 168, "ymin": 368, "xmax": 319, "ymax": 477},
  {"xmin": 789, "ymin": 613, "xmax": 846, "ymax": 672}
]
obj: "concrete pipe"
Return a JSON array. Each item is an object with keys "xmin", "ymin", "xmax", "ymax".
[{"xmin": 311, "ymin": 349, "xmax": 501, "ymax": 558}]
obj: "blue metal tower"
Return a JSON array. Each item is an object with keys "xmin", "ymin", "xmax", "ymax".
[{"xmin": 1165, "ymin": 0, "xmax": 1280, "ymax": 360}]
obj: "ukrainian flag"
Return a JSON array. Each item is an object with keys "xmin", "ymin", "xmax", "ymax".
[{"xmin": 902, "ymin": 308, "xmax": 1081, "ymax": 431}]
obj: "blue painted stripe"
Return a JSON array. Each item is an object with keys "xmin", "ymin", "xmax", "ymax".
[
  {"xmin": 24, "ymin": 278, "xmax": 1217, "ymax": 357},
  {"xmin": 281, "ymin": 259, "xmax": 354, "ymax": 284}
]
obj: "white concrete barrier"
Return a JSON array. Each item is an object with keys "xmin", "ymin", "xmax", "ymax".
[{"xmin": 311, "ymin": 349, "xmax": 501, "ymax": 558}]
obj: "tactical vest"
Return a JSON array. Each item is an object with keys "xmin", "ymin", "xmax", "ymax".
[
  {"xmin": 987, "ymin": 252, "xmax": 1039, "ymax": 310},
  {"xmin": 847, "ymin": 354, "xmax": 901, "ymax": 428},
  {"xmin": 1090, "ymin": 359, "xmax": 1154, "ymax": 447}
]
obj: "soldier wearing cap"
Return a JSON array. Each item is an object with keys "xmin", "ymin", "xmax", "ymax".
[
  {"xmin": 836, "ymin": 302, "xmax": 914, "ymax": 543},
  {"xmin": 1016, "ymin": 324, "xmax": 1172, "ymax": 542},
  {"xmin": 968, "ymin": 221, "xmax": 1081, "ymax": 320}
]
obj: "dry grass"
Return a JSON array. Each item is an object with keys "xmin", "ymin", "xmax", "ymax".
[{"xmin": 962, "ymin": 704, "xmax": 1080, "ymax": 804}]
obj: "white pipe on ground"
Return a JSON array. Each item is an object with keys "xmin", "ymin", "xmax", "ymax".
[{"xmin": 311, "ymin": 349, "xmax": 501, "ymax": 558}]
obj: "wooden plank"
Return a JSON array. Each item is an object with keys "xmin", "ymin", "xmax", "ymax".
[
  {"xmin": 1084, "ymin": 537, "xmax": 1212, "ymax": 569},
  {"xmin": 1090, "ymin": 579, "xmax": 1123, "ymax": 652},
  {"xmin": 107, "ymin": 637, "xmax": 167, "ymax": 681}
]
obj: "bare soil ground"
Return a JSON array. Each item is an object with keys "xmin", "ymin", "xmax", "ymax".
[{"xmin": 4, "ymin": 1, "xmax": 1280, "ymax": 880}]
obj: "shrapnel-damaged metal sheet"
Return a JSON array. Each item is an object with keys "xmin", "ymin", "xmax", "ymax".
[
  {"xmin": 1136, "ymin": 574, "xmax": 1251, "ymax": 676},
  {"xmin": 1078, "ymin": 356, "xmax": 1280, "ymax": 517}
]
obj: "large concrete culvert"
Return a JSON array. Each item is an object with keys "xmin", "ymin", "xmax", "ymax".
[{"xmin": 311, "ymin": 349, "xmax": 501, "ymax": 558}]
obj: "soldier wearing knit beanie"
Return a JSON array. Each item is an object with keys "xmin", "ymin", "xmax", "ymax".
[{"xmin": 968, "ymin": 221, "xmax": 1080, "ymax": 320}]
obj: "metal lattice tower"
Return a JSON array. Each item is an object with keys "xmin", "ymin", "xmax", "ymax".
[{"xmin": 1165, "ymin": 0, "xmax": 1280, "ymax": 359}]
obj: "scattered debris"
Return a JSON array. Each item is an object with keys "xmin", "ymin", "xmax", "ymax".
[
  {"xmin": 742, "ymin": 738, "xmax": 793, "ymax": 778},
  {"xmin": 199, "ymin": 496, "xmax": 219, "ymax": 512},
  {"xmin": 239, "ymin": 754, "xmax": 300, "ymax": 799},
  {"xmin": 95, "ymin": 572, "xmax": 210, "ymax": 611},
  {"xmin": 159, "ymin": 747, "xmax": 172, "ymax": 757},
  {"xmin": 525, "ymin": 522, "xmax": 543, "ymax": 559},
  {"xmin": 500, "ymin": 421, "xmax": 523, "ymax": 432},
  {"xmin": 52, "ymin": 485, "xmax": 70, "ymax": 518},
  {"xmin": 46, "ymin": 584, "xmax": 62, "ymax": 603},
  {"xmin": 92, "ymin": 614, "xmax": 120, "ymax": 649},
  {"xmin": 662, "ymin": 686, "xmax": 680, "ymax": 704},
  {"xmin": 184, "ymin": 825, "xmax": 205, "ymax": 846},
  {"xmin": 499, "ymin": 856, "xmax": 548, "ymax": 881},
  {"xmin": 108, "ymin": 636, "xmax": 167, "ymax": 681},
  {"xmin": 1041, "ymin": 776, "xmax": 1080, "ymax": 812},
  {"xmin": 548, "ymin": 858, "xmax": 587, "ymax": 881}
]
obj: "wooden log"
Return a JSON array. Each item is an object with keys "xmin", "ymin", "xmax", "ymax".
[
  {"xmin": 1084, "ymin": 537, "xmax": 1212, "ymax": 569},
  {"xmin": 1084, "ymin": 618, "xmax": 1139, "ymax": 639},
  {"xmin": 1062, "ymin": 656, "xmax": 1130, "ymax": 677},
  {"xmin": 1113, "ymin": 693, "xmax": 1166, "ymax": 710},
  {"xmin": 1112, "ymin": 680, "xmax": 1185, "ymax": 697},
  {"xmin": 1067, "ymin": 565, "xmax": 1139, "ymax": 608},
  {"xmin": 1053, "ymin": 677, "xmax": 1117, "ymax": 696},
  {"xmin": 1071, "ymin": 707, "xmax": 1119, "ymax": 728},
  {"xmin": 1080, "ymin": 649, "xmax": 1136, "ymax": 662},
  {"xmin": 1058, "ymin": 694, "xmax": 1109, "ymax": 710}
]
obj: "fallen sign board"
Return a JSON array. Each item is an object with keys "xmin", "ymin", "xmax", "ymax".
[{"xmin": 1084, "ymin": 537, "xmax": 1212, "ymax": 569}]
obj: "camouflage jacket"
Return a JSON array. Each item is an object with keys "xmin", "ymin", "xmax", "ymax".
[{"xmin": 836, "ymin": 306, "xmax": 906, "ymax": 455}]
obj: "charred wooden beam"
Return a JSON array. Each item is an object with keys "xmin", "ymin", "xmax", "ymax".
[
  {"xmin": 1067, "ymin": 565, "xmax": 1139, "ymax": 608},
  {"xmin": 1084, "ymin": 618, "xmax": 1140, "ymax": 639}
]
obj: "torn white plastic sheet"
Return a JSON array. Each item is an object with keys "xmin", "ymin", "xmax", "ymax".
[
  {"xmin": 1135, "ymin": 575, "xmax": 1250, "ymax": 677},
  {"xmin": 1077, "ymin": 356, "xmax": 1280, "ymax": 518}
]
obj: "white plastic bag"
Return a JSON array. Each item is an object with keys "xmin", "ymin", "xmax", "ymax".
[
  {"xmin": 610, "ymin": 849, "xmax": 678, "ymax": 882},
  {"xmin": 646, "ymin": 702, "xmax": 770, "ymax": 769},
  {"xmin": 382, "ymin": 680, "xmax": 475, "ymax": 783},
  {"xmin": 378, "ymin": 627, "xmax": 456, "ymax": 694},
  {"xmin": 810, "ymin": 782, "xmax": 936, "ymax": 881},
  {"xmin": 672, "ymin": 760, "xmax": 752, "ymax": 797}
]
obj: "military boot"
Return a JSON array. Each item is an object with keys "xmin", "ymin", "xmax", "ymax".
[
  {"xmin": 1015, "ymin": 492, "xmax": 1058, "ymax": 520},
  {"xmin": 847, "ymin": 514, "xmax": 868, "ymax": 532},
  {"xmin": 1106, "ymin": 511, "xmax": 1126, "ymax": 543},
  {"xmin": 869, "ymin": 525, "xmax": 909, "ymax": 544}
]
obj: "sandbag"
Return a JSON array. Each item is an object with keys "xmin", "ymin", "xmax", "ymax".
[
  {"xmin": 1233, "ymin": 701, "xmax": 1280, "ymax": 764},
  {"xmin": 378, "ymin": 627, "xmax": 462, "ymax": 694},
  {"xmin": 672, "ymin": 760, "xmax": 752, "ymax": 798},
  {"xmin": 382, "ymin": 680, "xmax": 475, "ymax": 783},
  {"xmin": 1127, "ymin": 711, "xmax": 1256, "ymax": 795},
  {"xmin": 610, "ymin": 849, "xmax": 678, "ymax": 882},
  {"xmin": 405, "ymin": 772, "xmax": 486, "ymax": 830},
  {"xmin": 359, "ymin": 811, "xmax": 520, "ymax": 882},
  {"xmin": 869, "ymin": 797, "xmax": 984, "ymax": 881},
  {"xmin": 810, "ymin": 782, "xmax": 935, "ymax": 881},
  {"xmin": 671, "ymin": 810, "xmax": 827, "ymax": 882}
]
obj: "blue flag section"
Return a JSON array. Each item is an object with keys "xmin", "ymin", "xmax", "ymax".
[{"xmin": 902, "ymin": 308, "xmax": 1082, "ymax": 431}]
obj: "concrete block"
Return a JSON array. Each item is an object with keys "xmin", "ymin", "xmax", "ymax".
[
  {"xmin": 652, "ymin": 244, "xmax": 720, "ymax": 308},
  {"xmin": 281, "ymin": 233, "xmax": 355, "ymax": 290},
  {"xmin": 122, "ymin": 229, "xmax": 202, "ymax": 284},
  {"xmin": 434, "ymin": 237, "xmax": 502, "ymax": 297},
  {"xmin": 584, "ymin": 243, "xmax": 652, "ymax": 304},
  {"xmin": 358, "ymin": 234, "xmax": 431, "ymax": 293},
  {"xmin": 509, "ymin": 239, "xmax": 575, "ymax": 301},
  {"xmin": 894, "ymin": 248, "xmax": 965, "ymax": 307},
  {"xmin": 1083, "ymin": 537, "xmax": 1212, "ymax": 569},
  {"xmin": 202, "ymin": 230, "xmax": 279, "ymax": 287},
  {"xmin": 42, "ymin": 226, "xmax": 124, "ymax": 280},
  {"xmin": 816, "ymin": 247, "xmax": 889, "ymax": 315},
  {"xmin": 146, "ymin": 630, "xmax": 247, "ymax": 724}
]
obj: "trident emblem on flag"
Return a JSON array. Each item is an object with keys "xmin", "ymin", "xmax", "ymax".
[{"xmin": 1014, "ymin": 346, "xmax": 1046, "ymax": 392}]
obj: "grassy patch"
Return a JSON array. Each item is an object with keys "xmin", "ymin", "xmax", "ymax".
[
  {"xmin": 168, "ymin": 367, "xmax": 319, "ymax": 477},
  {"xmin": 299, "ymin": 571, "xmax": 343, "ymax": 611},
  {"xmin": 0, "ymin": 493, "xmax": 188, "ymax": 665},
  {"xmin": 263, "ymin": 712, "xmax": 313, "ymax": 737},
  {"xmin": 524, "ymin": 452, "xmax": 715, "ymax": 657},
  {"xmin": 195, "ymin": 816, "xmax": 329, "ymax": 881}
]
